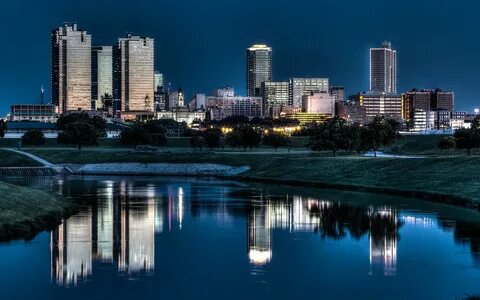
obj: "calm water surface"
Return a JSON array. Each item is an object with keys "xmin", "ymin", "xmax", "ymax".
[{"xmin": 1, "ymin": 176, "xmax": 480, "ymax": 300}]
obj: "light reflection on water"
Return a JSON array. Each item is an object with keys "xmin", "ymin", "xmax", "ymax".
[{"xmin": 1, "ymin": 176, "xmax": 480, "ymax": 299}]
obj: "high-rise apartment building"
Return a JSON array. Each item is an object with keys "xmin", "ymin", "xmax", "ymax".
[
  {"xmin": 261, "ymin": 81, "xmax": 289, "ymax": 109},
  {"xmin": 289, "ymin": 78, "xmax": 329, "ymax": 107},
  {"xmin": 51, "ymin": 23, "xmax": 92, "ymax": 113},
  {"xmin": 370, "ymin": 41, "xmax": 397, "ymax": 93},
  {"xmin": 91, "ymin": 46, "xmax": 113, "ymax": 110},
  {"xmin": 247, "ymin": 44, "xmax": 272, "ymax": 97},
  {"xmin": 115, "ymin": 34, "xmax": 155, "ymax": 112}
]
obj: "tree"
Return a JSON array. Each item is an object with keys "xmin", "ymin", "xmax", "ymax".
[
  {"xmin": 263, "ymin": 132, "xmax": 291, "ymax": 151},
  {"xmin": 120, "ymin": 121, "xmax": 168, "ymax": 146},
  {"xmin": 58, "ymin": 122, "xmax": 98, "ymax": 150},
  {"xmin": 310, "ymin": 117, "xmax": 347, "ymax": 157},
  {"xmin": 239, "ymin": 126, "xmax": 261, "ymax": 151},
  {"xmin": 57, "ymin": 112, "xmax": 106, "ymax": 137},
  {"xmin": 203, "ymin": 128, "xmax": 222, "ymax": 150},
  {"xmin": 21, "ymin": 130, "xmax": 45, "ymax": 147},
  {"xmin": 438, "ymin": 136, "xmax": 455, "ymax": 151},
  {"xmin": 0, "ymin": 119, "xmax": 6, "ymax": 138},
  {"xmin": 189, "ymin": 134, "xmax": 205, "ymax": 151},
  {"xmin": 454, "ymin": 128, "xmax": 480, "ymax": 156},
  {"xmin": 363, "ymin": 116, "xmax": 401, "ymax": 157},
  {"xmin": 225, "ymin": 130, "xmax": 242, "ymax": 148}
]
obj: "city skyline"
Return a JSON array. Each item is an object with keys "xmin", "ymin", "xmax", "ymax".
[{"xmin": 1, "ymin": 0, "xmax": 480, "ymax": 116}]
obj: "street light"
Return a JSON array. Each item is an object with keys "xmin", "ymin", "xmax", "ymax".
[{"xmin": 475, "ymin": 108, "xmax": 479, "ymax": 115}]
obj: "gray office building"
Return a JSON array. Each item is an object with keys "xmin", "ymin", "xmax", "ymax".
[
  {"xmin": 261, "ymin": 81, "xmax": 289, "ymax": 109},
  {"xmin": 51, "ymin": 23, "xmax": 92, "ymax": 113},
  {"xmin": 247, "ymin": 44, "xmax": 272, "ymax": 97},
  {"xmin": 289, "ymin": 78, "xmax": 329, "ymax": 108},
  {"xmin": 370, "ymin": 41, "xmax": 397, "ymax": 93}
]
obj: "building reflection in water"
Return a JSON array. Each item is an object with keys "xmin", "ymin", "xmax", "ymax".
[
  {"xmin": 247, "ymin": 195, "xmax": 400, "ymax": 277},
  {"xmin": 51, "ymin": 180, "xmax": 161, "ymax": 286}
]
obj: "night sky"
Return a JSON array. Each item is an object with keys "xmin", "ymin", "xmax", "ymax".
[{"xmin": 0, "ymin": 0, "xmax": 479, "ymax": 116}]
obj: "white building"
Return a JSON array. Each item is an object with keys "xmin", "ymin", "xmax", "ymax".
[
  {"xmin": 206, "ymin": 96, "xmax": 263, "ymax": 120},
  {"xmin": 156, "ymin": 108, "xmax": 205, "ymax": 125},
  {"xmin": 302, "ymin": 92, "xmax": 335, "ymax": 115},
  {"xmin": 370, "ymin": 41, "xmax": 397, "ymax": 93},
  {"xmin": 413, "ymin": 109, "xmax": 435, "ymax": 132}
]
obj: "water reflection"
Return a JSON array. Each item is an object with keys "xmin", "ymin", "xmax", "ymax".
[{"xmin": 4, "ymin": 176, "xmax": 472, "ymax": 287}]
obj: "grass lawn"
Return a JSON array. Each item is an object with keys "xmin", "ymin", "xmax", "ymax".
[
  {"xmin": 0, "ymin": 181, "xmax": 74, "ymax": 241},
  {"xmin": 25, "ymin": 147, "xmax": 480, "ymax": 203},
  {"xmin": 0, "ymin": 149, "xmax": 41, "ymax": 167}
]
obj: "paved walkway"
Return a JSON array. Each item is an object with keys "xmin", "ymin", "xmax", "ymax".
[{"xmin": 4, "ymin": 148, "xmax": 56, "ymax": 167}]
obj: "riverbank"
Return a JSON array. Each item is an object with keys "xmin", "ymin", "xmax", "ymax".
[
  {"xmin": 19, "ymin": 148, "xmax": 480, "ymax": 207},
  {"xmin": 0, "ymin": 181, "xmax": 76, "ymax": 241}
]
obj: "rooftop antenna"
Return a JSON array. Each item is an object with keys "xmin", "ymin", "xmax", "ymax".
[{"xmin": 40, "ymin": 86, "xmax": 45, "ymax": 104}]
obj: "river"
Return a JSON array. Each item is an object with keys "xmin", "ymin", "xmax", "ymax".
[{"xmin": 0, "ymin": 176, "xmax": 479, "ymax": 299}]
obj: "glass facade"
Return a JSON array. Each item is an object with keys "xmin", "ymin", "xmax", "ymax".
[
  {"xmin": 118, "ymin": 35, "xmax": 155, "ymax": 112},
  {"xmin": 289, "ymin": 78, "xmax": 329, "ymax": 108},
  {"xmin": 91, "ymin": 46, "xmax": 113, "ymax": 110},
  {"xmin": 51, "ymin": 23, "xmax": 92, "ymax": 113},
  {"xmin": 247, "ymin": 44, "xmax": 272, "ymax": 97},
  {"xmin": 370, "ymin": 41, "xmax": 397, "ymax": 93},
  {"xmin": 261, "ymin": 81, "xmax": 289, "ymax": 110}
]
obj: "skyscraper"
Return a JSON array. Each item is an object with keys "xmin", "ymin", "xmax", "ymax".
[
  {"xmin": 91, "ymin": 46, "xmax": 113, "ymax": 110},
  {"xmin": 247, "ymin": 44, "xmax": 272, "ymax": 97},
  {"xmin": 370, "ymin": 41, "xmax": 397, "ymax": 93},
  {"xmin": 116, "ymin": 34, "xmax": 155, "ymax": 112},
  {"xmin": 51, "ymin": 23, "xmax": 92, "ymax": 113}
]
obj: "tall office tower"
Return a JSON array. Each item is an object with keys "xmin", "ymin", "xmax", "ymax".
[
  {"xmin": 370, "ymin": 41, "xmax": 397, "ymax": 93},
  {"xmin": 51, "ymin": 23, "xmax": 92, "ymax": 113},
  {"xmin": 154, "ymin": 72, "xmax": 164, "ymax": 111},
  {"xmin": 91, "ymin": 46, "xmax": 113, "ymax": 110},
  {"xmin": 329, "ymin": 86, "xmax": 345, "ymax": 103},
  {"xmin": 261, "ymin": 81, "xmax": 289, "ymax": 109},
  {"xmin": 289, "ymin": 78, "xmax": 329, "ymax": 108},
  {"xmin": 247, "ymin": 44, "xmax": 272, "ymax": 97},
  {"xmin": 116, "ymin": 34, "xmax": 155, "ymax": 112}
]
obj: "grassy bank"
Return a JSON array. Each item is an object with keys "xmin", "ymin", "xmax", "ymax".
[
  {"xmin": 0, "ymin": 181, "xmax": 75, "ymax": 241},
  {"xmin": 0, "ymin": 149, "xmax": 41, "ymax": 167},
  {"xmin": 24, "ymin": 148, "xmax": 480, "ymax": 204}
]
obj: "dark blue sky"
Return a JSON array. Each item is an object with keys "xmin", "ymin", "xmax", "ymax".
[{"xmin": 0, "ymin": 0, "xmax": 479, "ymax": 115}]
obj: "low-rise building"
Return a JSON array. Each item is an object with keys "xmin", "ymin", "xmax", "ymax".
[
  {"xmin": 335, "ymin": 101, "xmax": 367, "ymax": 124},
  {"xmin": 413, "ymin": 109, "xmax": 435, "ymax": 132},
  {"xmin": 359, "ymin": 92, "xmax": 403, "ymax": 120},
  {"xmin": 156, "ymin": 107, "xmax": 205, "ymax": 125},
  {"xmin": 301, "ymin": 92, "xmax": 335, "ymax": 115},
  {"xmin": 206, "ymin": 96, "xmax": 263, "ymax": 121},
  {"xmin": 10, "ymin": 104, "xmax": 58, "ymax": 122}
]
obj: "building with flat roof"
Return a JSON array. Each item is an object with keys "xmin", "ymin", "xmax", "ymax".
[
  {"xmin": 302, "ymin": 92, "xmax": 335, "ymax": 115},
  {"xmin": 10, "ymin": 104, "xmax": 58, "ymax": 122},
  {"xmin": 115, "ymin": 34, "xmax": 155, "ymax": 112},
  {"xmin": 289, "ymin": 78, "xmax": 329, "ymax": 108},
  {"xmin": 91, "ymin": 46, "xmax": 113, "ymax": 110},
  {"xmin": 206, "ymin": 96, "xmax": 263, "ymax": 121},
  {"xmin": 359, "ymin": 92, "xmax": 403, "ymax": 120},
  {"xmin": 261, "ymin": 81, "xmax": 289, "ymax": 112},
  {"xmin": 329, "ymin": 86, "xmax": 345, "ymax": 103},
  {"xmin": 51, "ymin": 23, "xmax": 92, "ymax": 113}
]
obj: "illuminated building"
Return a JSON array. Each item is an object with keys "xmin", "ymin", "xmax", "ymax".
[
  {"xmin": 413, "ymin": 109, "xmax": 435, "ymax": 132},
  {"xmin": 156, "ymin": 107, "xmax": 206, "ymax": 124},
  {"xmin": 51, "ymin": 23, "xmax": 92, "ymax": 113},
  {"xmin": 51, "ymin": 209, "xmax": 93, "ymax": 286},
  {"xmin": 335, "ymin": 101, "xmax": 367, "ymax": 124},
  {"xmin": 91, "ymin": 46, "xmax": 113, "ymax": 110},
  {"xmin": 261, "ymin": 81, "xmax": 289, "ymax": 114},
  {"xmin": 289, "ymin": 78, "xmax": 329, "ymax": 108},
  {"xmin": 329, "ymin": 86, "xmax": 345, "ymax": 102},
  {"xmin": 115, "ymin": 34, "xmax": 155, "ymax": 113},
  {"xmin": 10, "ymin": 104, "xmax": 58, "ymax": 122},
  {"xmin": 359, "ymin": 92, "xmax": 403, "ymax": 120},
  {"xmin": 302, "ymin": 91, "xmax": 335, "ymax": 115},
  {"xmin": 168, "ymin": 88, "xmax": 185, "ymax": 108},
  {"xmin": 247, "ymin": 44, "xmax": 272, "ymax": 97},
  {"xmin": 213, "ymin": 87, "xmax": 235, "ymax": 97},
  {"xmin": 206, "ymin": 96, "xmax": 263, "ymax": 120},
  {"xmin": 370, "ymin": 41, "xmax": 397, "ymax": 93}
]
